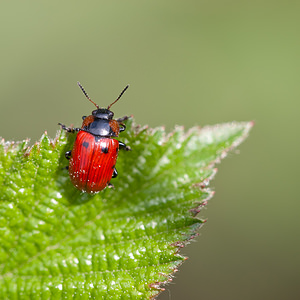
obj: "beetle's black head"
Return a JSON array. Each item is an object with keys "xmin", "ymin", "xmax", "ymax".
[{"xmin": 92, "ymin": 108, "xmax": 114, "ymax": 120}]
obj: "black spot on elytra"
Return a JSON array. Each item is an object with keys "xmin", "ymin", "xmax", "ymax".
[
  {"xmin": 101, "ymin": 146, "xmax": 109, "ymax": 154},
  {"xmin": 82, "ymin": 141, "xmax": 89, "ymax": 148}
]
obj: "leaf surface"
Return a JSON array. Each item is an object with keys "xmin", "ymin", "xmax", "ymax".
[{"xmin": 0, "ymin": 120, "xmax": 252, "ymax": 299}]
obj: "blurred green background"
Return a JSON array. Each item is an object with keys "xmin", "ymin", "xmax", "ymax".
[{"xmin": 0, "ymin": 1, "xmax": 299, "ymax": 299}]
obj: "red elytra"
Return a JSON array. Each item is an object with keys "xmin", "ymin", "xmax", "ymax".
[
  {"xmin": 69, "ymin": 131, "xmax": 119, "ymax": 193},
  {"xmin": 59, "ymin": 82, "xmax": 130, "ymax": 193}
]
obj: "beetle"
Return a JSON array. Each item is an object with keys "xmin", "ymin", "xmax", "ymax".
[{"xmin": 59, "ymin": 82, "xmax": 130, "ymax": 193}]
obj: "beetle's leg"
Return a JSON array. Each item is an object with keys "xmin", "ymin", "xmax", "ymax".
[
  {"xmin": 58, "ymin": 123, "xmax": 80, "ymax": 133},
  {"xmin": 62, "ymin": 151, "xmax": 71, "ymax": 170},
  {"xmin": 112, "ymin": 168, "xmax": 118, "ymax": 178},
  {"xmin": 65, "ymin": 151, "xmax": 72, "ymax": 160},
  {"xmin": 117, "ymin": 116, "xmax": 129, "ymax": 132},
  {"xmin": 119, "ymin": 141, "xmax": 131, "ymax": 151},
  {"xmin": 107, "ymin": 182, "xmax": 115, "ymax": 188},
  {"xmin": 116, "ymin": 115, "xmax": 129, "ymax": 123},
  {"xmin": 82, "ymin": 116, "xmax": 87, "ymax": 120},
  {"xmin": 119, "ymin": 122, "xmax": 126, "ymax": 132}
]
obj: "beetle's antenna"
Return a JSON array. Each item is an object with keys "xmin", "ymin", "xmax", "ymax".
[
  {"xmin": 77, "ymin": 82, "xmax": 99, "ymax": 109},
  {"xmin": 107, "ymin": 84, "xmax": 129, "ymax": 110}
]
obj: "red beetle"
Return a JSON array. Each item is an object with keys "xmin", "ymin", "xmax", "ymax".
[{"xmin": 59, "ymin": 82, "xmax": 130, "ymax": 193}]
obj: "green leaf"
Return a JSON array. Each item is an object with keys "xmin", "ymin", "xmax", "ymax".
[{"xmin": 0, "ymin": 119, "xmax": 252, "ymax": 299}]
